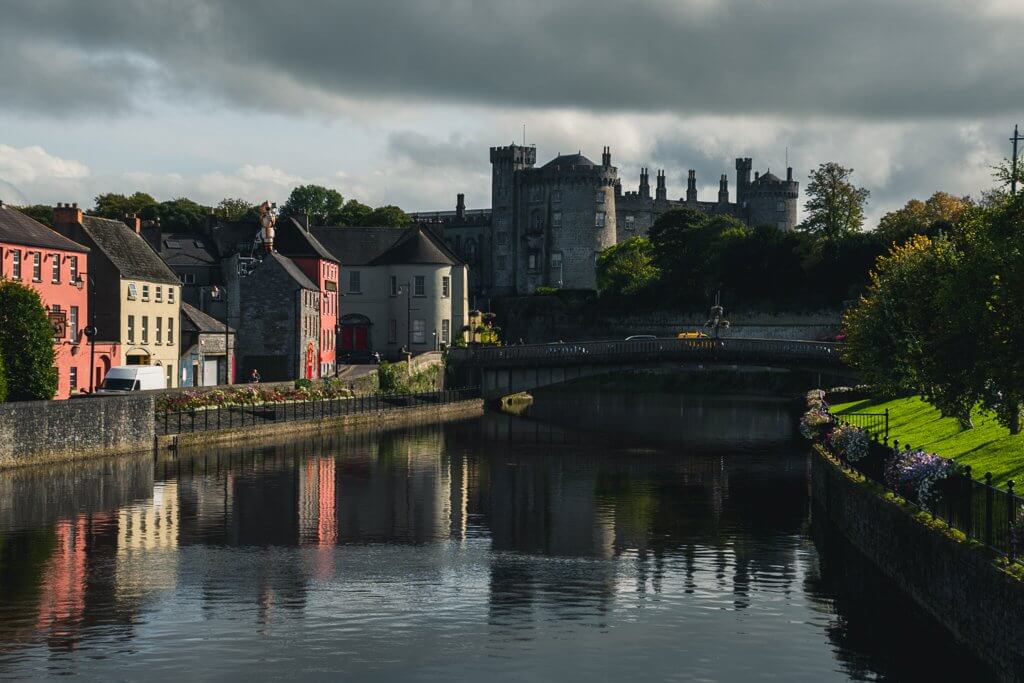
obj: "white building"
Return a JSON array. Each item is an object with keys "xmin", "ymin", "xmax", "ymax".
[{"xmin": 311, "ymin": 225, "xmax": 468, "ymax": 358}]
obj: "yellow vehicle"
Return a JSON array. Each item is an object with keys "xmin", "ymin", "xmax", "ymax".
[{"xmin": 676, "ymin": 331, "xmax": 709, "ymax": 339}]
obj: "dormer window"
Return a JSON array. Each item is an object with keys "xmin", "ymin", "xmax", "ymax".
[{"xmin": 128, "ymin": 282, "xmax": 138, "ymax": 299}]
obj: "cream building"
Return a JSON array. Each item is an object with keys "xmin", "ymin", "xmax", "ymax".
[{"xmin": 53, "ymin": 205, "xmax": 183, "ymax": 386}]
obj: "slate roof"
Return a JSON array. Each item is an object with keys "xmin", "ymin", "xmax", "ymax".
[
  {"xmin": 755, "ymin": 171, "xmax": 783, "ymax": 184},
  {"xmin": 181, "ymin": 301, "xmax": 234, "ymax": 334},
  {"xmin": 80, "ymin": 216, "xmax": 180, "ymax": 284},
  {"xmin": 0, "ymin": 205, "xmax": 89, "ymax": 253},
  {"xmin": 158, "ymin": 233, "xmax": 218, "ymax": 266},
  {"xmin": 369, "ymin": 225, "xmax": 463, "ymax": 266},
  {"xmin": 267, "ymin": 252, "xmax": 318, "ymax": 290},
  {"xmin": 310, "ymin": 226, "xmax": 407, "ymax": 265},
  {"xmin": 275, "ymin": 217, "xmax": 338, "ymax": 262},
  {"xmin": 542, "ymin": 153, "xmax": 595, "ymax": 168}
]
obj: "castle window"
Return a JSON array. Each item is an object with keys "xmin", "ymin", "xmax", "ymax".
[
  {"xmin": 595, "ymin": 211, "xmax": 606, "ymax": 228},
  {"xmin": 625, "ymin": 215, "xmax": 636, "ymax": 231},
  {"xmin": 527, "ymin": 253, "xmax": 537, "ymax": 270},
  {"xmin": 552, "ymin": 212, "xmax": 562, "ymax": 228},
  {"xmin": 530, "ymin": 186, "xmax": 542, "ymax": 202},
  {"xmin": 596, "ymin": 190, "xmax": 605, "ymax": 204},
  {"xmin": 550, "ymin": 252, "xmax": 563, "ymax": 286},
  {"xmin": 776, "ymin": 201, "xmax": 785, "ymax": 212},
  {"xmin": 552, "ymin": 190, "xmax": 562, "ymax": 204}
]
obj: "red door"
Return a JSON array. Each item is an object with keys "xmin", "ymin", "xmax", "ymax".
[
  {"xmin": 341, "ymin": 326, "xmax": 354, "ymax": 350},
  {"xmin": 354, "ymin": 326, "xmax": 369, "ymax": 350}
]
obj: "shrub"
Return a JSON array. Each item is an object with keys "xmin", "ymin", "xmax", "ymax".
[
  {"xmin": 0, "ymin": 281, "xmax": 57, "ymax": 401},
  {"xmin": 0, "ymin": 350, "xmax": 7, "ymax": 402}
]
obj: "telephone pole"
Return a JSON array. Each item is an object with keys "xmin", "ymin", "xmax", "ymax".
[{"xmin": 1011, "ymin": 125, "xmax": 1023, "ymax": 197}]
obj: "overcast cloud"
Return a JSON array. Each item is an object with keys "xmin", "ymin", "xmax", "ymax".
[{"xmin": 0, "ymin": 0, "xmax": 1020, "ymax": 222}]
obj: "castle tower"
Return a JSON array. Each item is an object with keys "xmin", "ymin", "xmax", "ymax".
[
  {"xmin": 655, "ymin": 170, "xmax": 666, "ymax": 201},
  {"xmin": 639, "ymin": 167, "xmax": 650, "ymax": 199},
  {"xmin": 489, "ymin": 144, "xmax": 537, "ymax": 295},
  {"xmin": 744, "ymin": 165, "xmax": 800, "ymax": 231},
  {"xmin": 735, "ymin": 158, "xmax": 752, "ymax": 204},
  {"xmin": 686, "ymin": 170, "xmax": 698, "ymax": 203},
  {"xmin": 718, "ymin": 175, "xmax": 729, "ymax": 205}
]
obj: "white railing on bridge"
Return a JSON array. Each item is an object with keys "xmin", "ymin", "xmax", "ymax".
[{"xmin": 447, "ymin": 338, "xmax": 844, "ymax": 366}]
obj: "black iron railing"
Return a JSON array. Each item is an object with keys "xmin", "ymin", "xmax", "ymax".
[
  {"xmin": 830, "ymin": 420, "xmax": 1022, "ymax": 563},
  {"xmin": 157, "ymin": 387, "xmax": 481, "ymax": 436},
  {"xmin": 839, "ymin": 409, "xmax": 889, "ymax": 440}
]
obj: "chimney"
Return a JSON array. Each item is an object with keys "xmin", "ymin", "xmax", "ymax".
[
  {"xmin": 456, "ymin": 193, "xmax": 465, "ymax": 220},
  {"xmin": 686, "ymin": 170, "xmax": 697, "ymax": 203},
  {"xmin": 718, "ymin": 174, "xmax": 729, "ymax": 204},
  {"xmin": 655, "ymin": 170, "xmax": 666, "ymax": 201},
  {"xmin": 787, "ymin": 167, "xmax": 794, "ymax": 182},
  {"xmin": 124, "ymin": 212, "xmax": 141, "ymax": 234},
  {"xmin": 602, "ymin": 146, "xmax": 611, "ymax": 167},
  {"xmin": 639, "ymin": 167, "xmax": 650, "ymax": 199},
  {"xmin": 755, "ymin": 171, "xmax": 760, "ymax": 182},
  {"xmin": 52, "ymin": 202, "xmax": 84, "ymax": 236}
]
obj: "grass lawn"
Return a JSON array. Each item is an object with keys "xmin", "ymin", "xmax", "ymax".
[{"xmin": 833, "ymin": 396, "xmax": 1024, "ymax": 487}]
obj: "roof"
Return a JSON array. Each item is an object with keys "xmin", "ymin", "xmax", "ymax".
[
  {"xmin": 80, "ymin": 216, "xmax": 180, "ymax": 284},
  {"xmin": 158, "ymin": 233, "xmax": 218, "ymax": 266},
  {"xmin": 755, "ymin": 171, "xmax": 783, "ymax": 184},
  {"xmin": 0, "ymin": 205, "xmax": 89, "ymax": 253},
  {"xmin": 275, "ymin": 217, "xmax": 338, "ymax": 262},
  {"xmin": 368, "ymin": 225, "xmax": 463, "ymax": 266},
  {"xmin": 267, "ymin": 252, "xmax": 318, "ymax": 290},
  {"xmin": 542, "ymin": 153, "xmax": 595, "ymax": 169},
  {"xmin": 310, "ymin": 226, "xmax": 407, "ymax": 265},
  {"xmin": 181, "ymin": 301, "xmax": 234, "ymax": 334}
]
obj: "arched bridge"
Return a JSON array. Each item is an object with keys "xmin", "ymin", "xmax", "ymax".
[{"xmin": 446, "ymin": 338, "xmax": 847, "ymax": 399}]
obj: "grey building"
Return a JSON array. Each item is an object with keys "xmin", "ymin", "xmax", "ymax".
[
  {"xmin": 180, "ymin": 302, "xmax": 235, "ymax": 387},
  {"xmin": 148, "ymin": 232, "xmax": 223, "ymax": 309}
]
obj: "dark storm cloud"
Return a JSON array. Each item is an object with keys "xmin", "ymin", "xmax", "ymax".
[
  {"xmin": 387, "ymin": 131, "xmax": 481, "ymax": 170},
  {"xmin": 1, "ymin": 0, "xmax": 1021, "ymax": 118}
]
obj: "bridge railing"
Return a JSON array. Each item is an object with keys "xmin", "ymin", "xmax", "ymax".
[{"xmin": 448, "ymin": 338, "xmax": 843, "ymax": 366}]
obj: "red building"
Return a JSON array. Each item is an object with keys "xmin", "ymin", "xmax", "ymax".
[
  {"xmin": 0, "ymin": 203, "xmax": 120, "ymax": 398},
  {"xmin": 277, "ymin": 217, "xmax": 340, "ymax": 377}
]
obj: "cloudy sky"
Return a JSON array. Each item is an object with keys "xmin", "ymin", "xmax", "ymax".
[{"xmin": 1, "ymin": 0, "xmax": 1021, "ymax": 225}]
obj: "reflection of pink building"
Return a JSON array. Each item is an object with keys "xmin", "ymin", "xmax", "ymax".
[
  {"xmin": 299, "ymin": 457, "xmax": 337, "ymax": 547},
  {"xmin": 0, "ymin": 204, "xmax": 119, "ymax": 397}
]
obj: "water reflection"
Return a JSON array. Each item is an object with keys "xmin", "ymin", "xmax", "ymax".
[{"xmin": 0, "ymin": 392, "xmax": 992, "ymax": 681}]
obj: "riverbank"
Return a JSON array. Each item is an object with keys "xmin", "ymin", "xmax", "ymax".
[{"xmin": 833, "ymin": 395, "xmax": 1024, "ymax": 486}]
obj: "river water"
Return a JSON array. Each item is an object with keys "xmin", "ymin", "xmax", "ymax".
[{"xmin": 0, "ymin": 389, "xmax": 991, "ymax": 681}]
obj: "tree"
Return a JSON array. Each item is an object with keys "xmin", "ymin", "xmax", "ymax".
[
  {"xmin": 596, "ymin": 237, "xmax": 660, "ymax": 300},
  {"xmin": 876, "ymin": 192, "xmax": 972, "ymax": 246},
  {"xmin": 798, "ymin": 162, "xmax": 870, "ymax": 239},
  {"xmin": 282, "ymin": 185, "xmax": 345, "ymax": 225},
  {"xmin": 0, "ymin": 281, "xmax": 57, "ymax": 401},
  {"xmin": 647, "ymin": 208, "xmax": 710, "ymax": 302},
  {"xmin": 13, "ymin": 204, "xmax": 54, "ymax": 228},
  {"xmin": 366, "ymin": 205, "xmax": 410, "ymax": 227},
  {"xmin": 0, "ymin": 346, "xmax": 7, "ymax": 403},
  {"xmin": 336, "ymin": 199, "xmax": 373, "ymax": 226},
  {"xmin": 214, "ymin": 197, "xmax": 256, "ymax": 222},
  {"xmin": 142, "ymin": 197, "xmax": 210, "ymax": 233},
  {"xmin": 92, "ymin": 192, "xmax": 157, "ymax": 219}
]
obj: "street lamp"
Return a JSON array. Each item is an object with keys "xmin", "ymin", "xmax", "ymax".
[
  {"xmin": 210, "ymin": 285, "xmax": 231, "ymax": 385},
  {"xmin": 396, "ymin": 282, "xmax": 420, "ymax": 359}
]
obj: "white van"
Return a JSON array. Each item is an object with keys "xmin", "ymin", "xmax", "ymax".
[{"xmin": 97, "ymin": 365, "xmax": 168, "ymax": 393}]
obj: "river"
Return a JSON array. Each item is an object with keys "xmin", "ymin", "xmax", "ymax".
[{"xmin": 0, "ymin": 388, "xmax": 991, "ymax": 681}]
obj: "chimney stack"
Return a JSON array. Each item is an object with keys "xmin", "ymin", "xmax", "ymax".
[
  {"xmin": 787, "ymin": 167, "xmax": 793, "ymax": 182},
  {"xmin": 686, "ymin": 170, "xmax": 698, "ymax": 203},
  {"xmin": 456, "ymin": 193, "xmax": 465, "ymax": 220},
  {"xmin": 602, "ymin": 146, "xmax": 611, "ymax": 167},
  {"xmin": 124, "ymin": 213, "xmax": 141, "ymax": 234},
  {"xmin": 718, "ymin": 174, "xmax": 729, "ymax": 204},
  {"xmin": 639, "ymin": 167, "xmax": 650, "ymax": 199},
  {"xmin": 655, "ymin": 170, "xmax": 666, "ymax": 201},
  {"xmin": 52, "ymin": 202, "xmax": 84, "ymax": 235}
]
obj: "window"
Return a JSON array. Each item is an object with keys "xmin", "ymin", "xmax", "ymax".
[
  {"xmin": 388, "ymin": 319, "xmax": 398, "ymax": 343},
  {"xmin": 625, "ymin": 215, "xmax": 636, "ymax": 231},
  {"xmin": 390, "ymin": 276, "xmax": 398, "ymax": 296},
  {"xmin": 596, "ymin": 190, "xmax": 605, "ymax": 204},
  {"xmin": 51, "ymin": 254, "xmax": 60, "ymax": 283},
  {"xmin": 167, "ymin": 317, "xmax": 174, "ymax": 346},
  {"xmin": 156, "ymin": 317, "xmax": 163, "ymax": 344},
  {"xmin": 496, "ymin": 231, "xmax": 509, "ymax": 246},
  {"xmin": 156, "ymin": 286, "xmax": 163, "ymax": 302},
  {"xmin": 497, "ymin": 256, "xmax": 508, "ymax": 270},
  {"xmin": 442, "ymin": 276, "xmax": 450, "ymax": 298},
  {"xmin": 181, "ymin": 273, "xmax": 196, "ymax": 285},
  {"xmin": 32, "ymin": 252, "xmax": 41, "ymax": 282},
  {"xmin": 349, "ymin": 270, "xmax": 361, "ymax": 293},
  {"xmin": 552, "ymin": 190, "xmax": 561, "ymax": 204},
  {"xmin": 11, "ymin": 250, "xmax": 21, "ymax": 279},
  {"xmin": 168, "ymin": 287, "xmax": 175, "ymax": 304},
  {"xmin": 527, "ymin": 253, "xmax": 537, "ymax": 270},
  {"xmin": 412, "ymin": 318, "xmax": 426, "ymax": 344},
  {"xmin": 128, "ymin": 315, "xmax": 135, "ymax": 343},
  {"xmin": 441, "ymin": 319, "xmax": 450, "ymax": 344},
  {"xmin": 778, "ymin": 221, "xmax": 787, "ymax": 230},
  {"xmin": 550, "ymin": 252, "xmax": 563, "ymax": 285},
  {"xmin": 70, "ymin": 367, "xmax": 78, "ymax": 391},
  {"xmin": 69, "ymin": 256, "xmax": 78, "ymax": 282},
  {"xmin": 142, "ymin": 316, "xmax": 149, "ymax": 344},
  {"xmin": 414, "ymin": 275, "xmax": 425, "ymax": 297},
  {"xmin": 552, "ymin": 211, "xmax": 562, "ymax": 228},
  {"xmin": 142, "ymin": 284, "xmax": 150, "ymax": 301},
  {"xmin": 70, "ymin": 306, "xmax": 79, "ymax": 343},
  {"xmin": 530, "ymin": 186, "xmax": 542, "ymax": 201},
  {"xmin": 776, "ymin": 201, "xmax": 785, "ymax": 212},
  {"xmin": 128, "ymin": 282, "xmax": 137, "ymax": 299},
  {"xmin": 595, "ymin": 211, "xmax": 606, "ymax": 228},
  {"xmin": 166, "ymin": 365, "xmax": 172, "ymax": 387}
]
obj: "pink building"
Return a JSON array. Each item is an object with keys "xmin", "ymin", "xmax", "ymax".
[{"xmin": 0, "ymin": 203, "xmax": 120, "ymax": 398}]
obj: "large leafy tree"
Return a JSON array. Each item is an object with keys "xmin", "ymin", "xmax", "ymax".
[
  {"xmin": 282, "ymin": 185, "xmax": 345, "ymax": 225},
  {"xmin": 366, "ymin": 205, "xmax": 410, "ymax": 227},
  {"xmin": 596, "ymin": 237, "xmax": 660, "ymax": 300},
  {"xmin": 0, "ymin": 347, "xmax": 7, "ymax": 403},
  {"xmin": 876, "ymin": 192, "xmax": 972, "ymax": 246},
  {"xmin": 647, "ymin": 208, "xmax": 710, "ymax": 302},
  {"xmin": 336, "ymin": 199, "xmax": 373, "ymax": 226},
  {"xmin": 214, "ymin": 197, "xmax": 256, "ymax": 222},
  {"xmin": 798, "ymin": 162, "xmax": 870, "ymax": 239},
  {"xmin": 92, "ymin": 192, "xmax": 157, "ymax": 219},
  {"xmin": 13, "ymin": 205, "xmax": 54, "ymax": 228},
  {"xmin": 0, "ymin": 281, "xmax": 57, "ymax": 401},
  {"xmin": 143, "ymin": 197, "xmax": 210, "ymax": 233}
]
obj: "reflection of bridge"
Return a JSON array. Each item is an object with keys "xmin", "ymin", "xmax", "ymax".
[{"xmin": 447, "ymin": 338, "xmax": 846, "ymax": 399}]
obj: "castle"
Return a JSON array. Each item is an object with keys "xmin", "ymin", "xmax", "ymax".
[{"xmin": 412, "ymin": 145, "xmax": 799, "ymax": 297}]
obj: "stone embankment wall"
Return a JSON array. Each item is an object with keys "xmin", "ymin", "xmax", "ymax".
[
  {"xmin": 0, "ymin": 395, "xmax": 155, "ymax": 469},
  {"xmin": 495, "ymin": 296, "xmax": 841, "ymax": 343},
  {"xmin": 811, "ymin": 447, "xmax": 1024, "ymax": 682}
]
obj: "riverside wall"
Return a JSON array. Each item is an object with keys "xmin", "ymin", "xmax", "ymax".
[{"xmin": 811, "ymin": 446, "xmax": 1024, "ymax": 682}]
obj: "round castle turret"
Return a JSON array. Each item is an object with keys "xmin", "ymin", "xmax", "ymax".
[{"xmin": 743, "ymin": 167, "xmax": 799, "ymax": 231}]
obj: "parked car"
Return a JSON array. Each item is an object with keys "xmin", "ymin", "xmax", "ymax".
[
  {"xmin": 625, "ymin": 335, "xmax": 657, "ymax": 341},
  {"xmin": 676, "ymin": 331, "xmax": 709, "ymax": 339},
  {"xmin": 96, "ymin": 365, "xmax": 167, "ymax": 393},
  {"xmin": 338, "ymin": 350, "xmax": 382, "ymax": 365}
]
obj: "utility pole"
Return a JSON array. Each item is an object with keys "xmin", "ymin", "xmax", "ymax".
[{"xmin": 1012, "ymin": 125, "xmax": 1023, "ymax": 197}]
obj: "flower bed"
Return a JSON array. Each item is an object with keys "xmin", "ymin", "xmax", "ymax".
[{"xmin": 156, "ymin": 382, "xmax": 355, "ymax": 412}]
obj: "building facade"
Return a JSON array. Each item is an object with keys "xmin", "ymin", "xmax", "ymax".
[
  {"xmin": 52, "ymin": 204, "xmax": 182, "ymax": 387},
  {"xmin": 0, "ymin": 203, "xmax": 120, "ymax": 397},
  {"xmin": 179, "ymin": 302, "xmax": 235, "ymax": 387}
]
